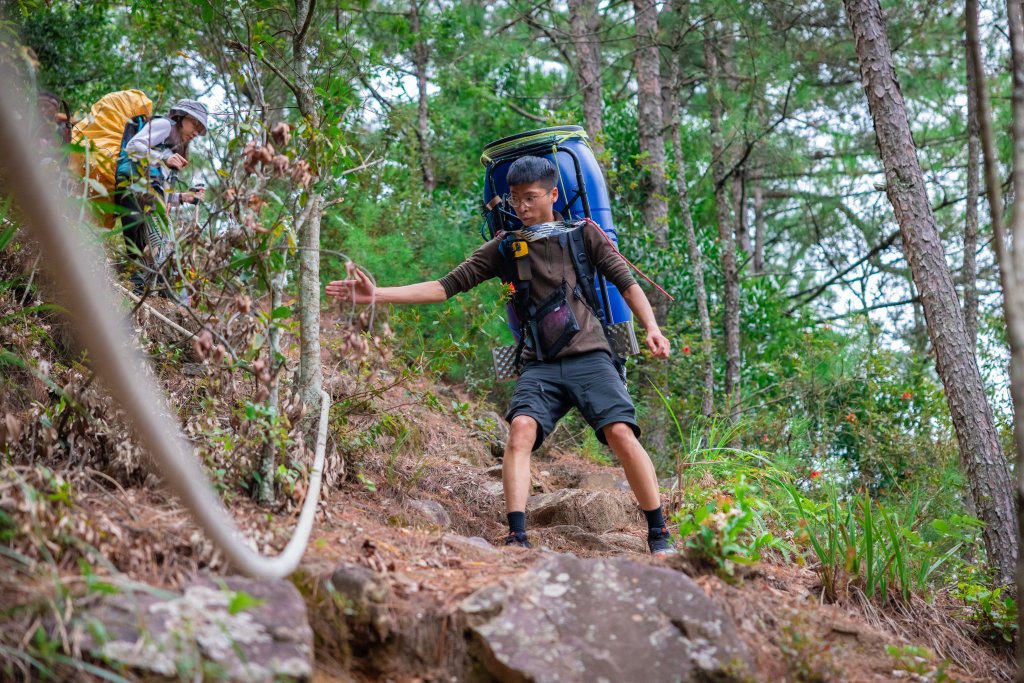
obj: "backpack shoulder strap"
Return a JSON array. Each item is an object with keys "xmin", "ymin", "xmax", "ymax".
[
  {"xmin": 568, "ymin": 224, "xmax": 606, "ymax": 327},
  {"xmin": 495, "ymin": 233, "xmax": 517, "ymax": 284},
  {"xmin": 569, "ymin": 224, "xmax": 628, "ymax": 381},
  {"xmin": 497, "ymin": 234, "xmax": 533, "ymax": 316},
  {"xmin": 116, "ymin": 114, "xmax": 151, "ymax": 181},
  {"xmin": 119, "ymin": 114, "xmax": 150, "ymax": 150},
  {"xmin": 496, "ymin": 232, "xmax": 535, "ymax": 368}
]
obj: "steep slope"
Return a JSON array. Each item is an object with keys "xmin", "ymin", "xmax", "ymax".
[{"xmin": 0, "ymin": 283, "xmax": 1013, "ymax": 682}]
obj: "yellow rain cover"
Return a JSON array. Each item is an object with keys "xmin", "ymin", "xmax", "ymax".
[{"xmin": 68, "ymin": 89, "xmax": 152, "ymax": 202}]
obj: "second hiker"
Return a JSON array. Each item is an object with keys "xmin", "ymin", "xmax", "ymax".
[
  {"xmin": 326, "ymin": 156, "xmax": 675, "ymax": 554},
  {"xmin": 115, "ymin": 98, "xmax": 208, "ymax": 295}
]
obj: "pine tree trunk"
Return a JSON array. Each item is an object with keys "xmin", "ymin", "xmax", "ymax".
[
  {"xmin": 298, "ymin": 193, "xmax": 323, "ymax": 405},
  {"xmin": 734, "ymin": 172, "xmax": 750, "ymax": 256},
  {"xmin": 705, "ymin": 25, "xmax": 741, "ymax": 421},
  {"xmin": 633, "ymin": 0, "xmax": 669, "ymax": 325},
  {"xmin": 258, "ymin": 276, "xmax": 284, "ymax": 505},
  {"xmin": 568, "ymin": 0, "xmax": 606, "ymax": 164},
  {"xmin": 292, "ymin": 0, "xmax": 323, "ymax": 412},
  {"xmin": 969, "ymin": 0, "xmax": 1024, "ymax": 648},
  {"xmin": 963, "ymin": 21, "xmax": 981, "ymax": 349},
  {"xmin": 846, "ymin": 0, "xmax": 1017, "ymax": 585},
  {"xmin": 753, "ymin": 178, "xmax": 765, "ymax": 275},
  {"xmin": 997, "ymin": 1, "xmax": 1024, "ymax": 665},
  {"xmin": 410, "ymin": 0, "xmax": 435, "ymax": 194}
]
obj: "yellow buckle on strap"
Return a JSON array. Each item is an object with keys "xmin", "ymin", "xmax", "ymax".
[{"xmin": 511, "ymin": 240, "xmax": 528, "ymax": 258}]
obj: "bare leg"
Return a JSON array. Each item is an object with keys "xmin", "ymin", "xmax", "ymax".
[
  {"xmin": 503, "ymin": 415, "xmax": 538, "ymax": 513},
  {"xmin": 603, "ymin": 422, "xmax": 661, "ymax": 510}
]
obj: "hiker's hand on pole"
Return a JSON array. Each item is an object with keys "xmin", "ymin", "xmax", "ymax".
[
  {"xmin": 646, "ymin": 328, "xmax": 670, "ymax": 359},
  {"xmin": 166, "ymin": 154, "xmax": 188, "ymax": 170},
  {"xmin": 326, "ymin": 263, "xmax": 375, "ymax": 304},
  {"xmin": 182, "ymin": 187, "xmax": 205, "ymax": 205}
]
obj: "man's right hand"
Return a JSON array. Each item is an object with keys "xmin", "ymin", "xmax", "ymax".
[
  {"xmin": 166, "ymin": 153, "xmax": 188, "ymax": 170},
  {"xmin": 326, "ymin": 263, "xmax": 376, "ymax": 304}
]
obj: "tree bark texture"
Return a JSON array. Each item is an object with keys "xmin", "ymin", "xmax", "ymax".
[
  {"xmin": 963, "ymin": 24, "xmax": 980, "ymax": 349},
  {"xmin": 753, "ymin": 178, "xmax": 765, "ymax": 275},
  {"xmin": 969, "ymin": 0, "xmax": 1024, "ymax": 651},
  {"xmin": 292, "ymin": 0, "xmax": 324, "ymax": 410},
  {"xmin": 998, "ymin": 0, "xmax": 1024, "ymax": 667},
  {"xmin": 298, "ymin": 193, "xmax": 324, "ymax": 404},
  {"xmin": 633, "ymin": 0, "xmax": 670, "ymax": 324},
  {"xmin": 567, "ymin": 0, "xmax": 606, "ymax": 164},
  {"xmin": 846, "ymin": 0, "xmax": 1017, "ymax": 585},
  {"xmin": 733, "ymin": 172, "xmax": 750, "ymax": 256},
  {"xmin": 258, "ymin": 276, "xmax": 284, "ymax": 505},
  {"xmin": 410, "ymin": 0, "xmax": 435, "ymax": 193},
  {"xmin": 705, "ymin": 26, "xmax": 741, "ymax": 420}
]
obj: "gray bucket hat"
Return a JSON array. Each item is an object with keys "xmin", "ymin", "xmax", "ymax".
[{"xmin": 168, "ymin": 99, "xmax": 208, "ymax": 135}]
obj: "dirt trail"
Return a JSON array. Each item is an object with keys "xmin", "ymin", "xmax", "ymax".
[
  {"xmin": 0, "ymin": 297, "xmax": 1013, "ymax": 682},
  {"xmin": 55, "ymin": 401, "xmax": 1008, "ymax": 681}
]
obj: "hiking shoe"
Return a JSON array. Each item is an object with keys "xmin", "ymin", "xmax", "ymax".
[
  {"xmin": 648, "ymin": 527, "xmax": 676, "ymax": 555},
  {"xmin": 504, "ymin": 531, "xmax": 532, "ymax": 549}
]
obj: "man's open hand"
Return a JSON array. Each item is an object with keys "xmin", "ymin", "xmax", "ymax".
[
  {"xmin": 325, "ymin": 263, "xmax": 376, "ymax": 304},
  {"xmin": 646, "ymin": 328, "xmax": 670, "ymax": 359}
]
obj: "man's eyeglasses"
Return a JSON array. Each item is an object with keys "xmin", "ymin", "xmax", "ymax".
[{"xmin": 504, "ymin": 188, "xmax": 553, "ymax": 209}]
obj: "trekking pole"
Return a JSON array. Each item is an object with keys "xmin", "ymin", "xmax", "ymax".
[{"xmin": 190, "ymin": 183, "xmax": 204, "ymax": 233}]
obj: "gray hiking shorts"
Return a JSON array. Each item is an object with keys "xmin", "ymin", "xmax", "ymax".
[{"xmin": 505, "ymin": 351, "xmax": 640, "ymax": 451}]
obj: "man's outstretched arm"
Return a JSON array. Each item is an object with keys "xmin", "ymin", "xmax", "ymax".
[
  {"xmin": 325, "ymin": 263, "xmax": 447, "ymax": 305},
  {"xmin": 621, "ymin": 284, "xmax": 670, "ymax": 359}
]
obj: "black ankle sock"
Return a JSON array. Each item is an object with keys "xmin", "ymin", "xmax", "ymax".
[
  {"xmin": 643, "ymin": 506, "xmax": 666, "ymax": 531},
  {"xmin": 507, "ymin": 511, "xmax": 526, "ymax": 534}
]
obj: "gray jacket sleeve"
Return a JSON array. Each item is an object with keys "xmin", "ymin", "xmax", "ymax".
[{"xmin": 125, "ymin": 118, "xmax": 176, "ymax": 165}]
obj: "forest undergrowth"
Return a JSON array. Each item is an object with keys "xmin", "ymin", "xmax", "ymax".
[
  {"xmin": 0, "ymin": 208, "xmax": 1016, "ymax": 682},
  {"xmin": 1, "ymin": 1, "xmax": 1022, "ymax": 679}
]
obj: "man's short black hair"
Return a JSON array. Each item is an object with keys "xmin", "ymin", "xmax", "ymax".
[
  {"xmin": 507, "ymin": 156, "xmax": 558, "ymax": 189},
  {"xmin": 37, "ymin": 90, "xmax": 59, "ymax": 104}
]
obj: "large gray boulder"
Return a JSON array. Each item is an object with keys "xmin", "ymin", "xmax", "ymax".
[
  {"xmin": 527, "ymin": 489, "xmax": 641, "ymax": 533},
  {"xmin": 406, "ymin": 498, "xmax": 452, "ymax": 529},
  {"xmin": 81, "ymin": 575, "xmax": 313, "ymax": 682},
  {"xmin": 544, "ymin": 525, "xmax": 647, "ymax": 554},
  {"xmin": 460, "ymin": 555, "xmax": 750, "ymax": 682},
  {"xmin": 578, "ymin": 471, "xmax": 631, "ymax": 492},
  {"xmin": 440, "ymin": 533, "xmax": 502, "ymax": 557}
]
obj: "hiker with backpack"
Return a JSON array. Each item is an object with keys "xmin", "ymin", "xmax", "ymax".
[
  {"xmin": 115, "ymin": 98, "xmax": 208, "ymax": 295},
  {"xmin": 35, "ymin": 91, "xmax": 70, "ymax": 149},
  {"xmin": 326, "ymin": 156, "xmax": 675, "ymax": 554}
]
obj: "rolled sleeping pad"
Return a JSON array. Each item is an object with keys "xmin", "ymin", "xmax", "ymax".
[{"xmin": 480, "ymin": 126, "xmax": 631, "ymax": 341}]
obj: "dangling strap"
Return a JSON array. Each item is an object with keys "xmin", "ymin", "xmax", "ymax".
[{"xmin": 582, "ymin": 218, "xmax": 675, "ymax": 302}]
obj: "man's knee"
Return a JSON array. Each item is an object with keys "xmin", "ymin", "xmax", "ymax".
[
  {"xmin": 603, "ymin": 422, "xmax": 638, "ymax": 446},
  {"xmin": 507, "ymin": 415, "xmax": 538, "ymax": 450}
]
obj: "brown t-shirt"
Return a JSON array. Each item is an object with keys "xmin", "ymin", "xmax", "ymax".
[{"xmin": 438, "ymin": 221, "xmax": 636, "ymax": 360}]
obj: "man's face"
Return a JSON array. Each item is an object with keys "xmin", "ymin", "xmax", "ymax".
[
  {"xmin": 37, "ymin": 97, "xmax": 58, "ymax": 122},
  {"xmin": 508, "ymin": 181, "xmax": 558, "ymax": 227}
]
